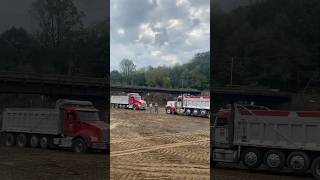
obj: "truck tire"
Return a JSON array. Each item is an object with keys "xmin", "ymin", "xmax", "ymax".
[
  {"xmin": 287, "ymin": 151, "xmax": 310, "ymax": 173},
  {"xmin": 5, "ymin": 133, "xmax": 15, "ymax": 147},
  {"xmin": 263, "ymin": 149, "xmax": 285, "ymax": 171},
  {"xmin": 16, "ymin": 134, "xmax": 28, "ymax": 147},
  {"xmin": 166, "ymin": 107, "xmax": 172, "ymax": 114},
  {"xmin": 72, "ymin": 138, "xmax": 87, "ymax": 153},
  {"xmin": 311, "ymin": 157, "xmax": 320, "ymax": 180},
  {"xmin": 241, "ymin": 148, "xmax": 262, "ymax": 169},
  {"xmin": 30, "ymin": 135, "xmax": 39, "ymax": 148},
  {"xmin": 186, "ymin": 109, "xmax": 191, "ymax": 116},
  {"xmin": 40, "ymin": 136, "xmax": 49, "ymax": 149},
  {"xmin": 133, "ymin": 105, "xmax": 137, "ymax": 110},
  {"xmin": 200, "ymin": 110, "xmax": 207, "ymax": 116}
]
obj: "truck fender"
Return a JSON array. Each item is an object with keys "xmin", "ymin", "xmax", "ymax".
[{"xmin": 72, "ymin": 134, "xmax": 90, "ymax": 146}]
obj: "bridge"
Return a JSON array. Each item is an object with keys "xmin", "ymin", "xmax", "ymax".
[
  {"xmin": 0, "ymin": 71, "xmax": 108, "ymax": 98},
  {"xmin": 110, "ymin": 84, "xmax": 201, "ymax": 95},
  {"xmin": 211, "ymin": 87, "xmax": 294, "ymax": 110},
  {"xmin": 0, "ymin": 71, "xmax": 294, "ymax": 110}
]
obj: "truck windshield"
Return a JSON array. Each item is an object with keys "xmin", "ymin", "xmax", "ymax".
[
  {"xmin": 77, "ymin": 111, "xmax": 100, "ymax": 121},
  {"xmin": 135, "ymin": 96, "xmax": 141, "ymax": 100}
]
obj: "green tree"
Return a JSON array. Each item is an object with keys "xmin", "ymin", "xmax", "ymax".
[
  {"xmin": 119, "ymin": 59, "xmax": 136, "ymax": 85},
  {"xmin": 30, "ymin": 0, "xmax": 84, "ymax": 48}
]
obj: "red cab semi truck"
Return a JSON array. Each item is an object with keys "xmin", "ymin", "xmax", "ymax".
[
  {"xmin": 0, "ymin": 99, "xmax": 109, "ymax": 153},
  {"xmin": 165, "ymin": 95, "xmax": 210, "ymax": 118},
  {"xmin": 111, "ymin": 93, "xmax": 147, "ymax": 110},
  {"xmin": 212, "ymin": 104, "xmax": 320, "ymax": 179}
]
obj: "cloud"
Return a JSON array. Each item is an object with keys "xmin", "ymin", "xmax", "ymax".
[{"xmin": 111, "ymin": 0, "xmax": 210, "ymax": 70}]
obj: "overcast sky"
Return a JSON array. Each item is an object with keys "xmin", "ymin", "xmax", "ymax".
[{"xmin": 110, "ymin": 0, "xmax": 210, "ymax": 71}]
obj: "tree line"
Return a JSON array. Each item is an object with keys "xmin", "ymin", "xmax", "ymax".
[
  {"xmin": 111, "ymin": 51, "xmax": 210, "ymax": 91},
  {"xmin": 213, "ymin": 0, "xmax": 320, "ymax": 93},
  {"xmin": 0, "ymin": 0, "xmax": 107, "ymax": 78}
]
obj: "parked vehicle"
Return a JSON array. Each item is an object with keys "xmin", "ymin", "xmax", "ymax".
[
  {"xmin": 212, "ymin": 104, "xmax": 320, "ymax": 179},
  {"xmin": 0, "ymin": 99, "xmax": 109, "ymax": 153},
  {"xmin": 165, "ymin": 95, "xmax": 210, "ymax": 118},
  {"xmin": 111, "ymin": 93, "xmax": 147, "ymax": 110}
]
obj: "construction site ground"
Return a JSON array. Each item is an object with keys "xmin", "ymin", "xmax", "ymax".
[
  {"xmin": 110, "ymin": 108, "xmax": 210, "ymax": 179},
  {"xmin": 0, "ymin": 146, "xmax": 108, "ymax": 180},
  {"xmin": 111, "ymin": 108, "xmax": 314, "ymax": 180}
]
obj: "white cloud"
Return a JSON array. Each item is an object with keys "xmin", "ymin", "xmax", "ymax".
[
  {"xmin": 117, "ymin": 28, "xmax": 125, "ymax": 36},
  {"xmin": 160, "ymin": 55, "xmax": 178, "ymax": 64},
  {"xmin": 110, "ymin": 0, "xmax": 209, "ymax": 71},
  {"xmin": 168, "ymin": 19, "xmax": 182, "ymax": 29}
]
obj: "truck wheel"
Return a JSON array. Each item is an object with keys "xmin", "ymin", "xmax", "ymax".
[
  {"xmin": 5, "ymin": 133, "xmax": 15, "ymax": 147},
  {"xmin": 30, "ymin": 135, "xmax": 39, "ymax": 148},
  {"xmin": 263, "ymin": 149, "xmax": 285, "ymax": 171},
  {"xmin": 185, "ymin": 109, "xmax": 191, "ymax": 116},
  {"xmin": 166, "ymin": 107, "xmax": 172, "ymax": 114},
  {"xmin": 40, "ymin": 136, "xmax": 49, "ymax": 149},
  {"xmin": 287, "ymin": 151, "xmax": 310, "ymax": 173},
  {"xmin": 311, "ymin": 157, "xmax": 320, "ymax": 180},
  {"xmin": 16, "ymin": 134, "xmax": 28, "ymax": 147},
  {"xmin": 200, "ymin": 110, "xmax": 207, "ymax": 116},
  {"xmin": 133, "ymin": 105, "xmax": 137, "ymax": 110},
  {"xmin": 72, "ymin": 138, "xmax": 87, "ymax": 153},
  {"xmin": 241, "ymin": 148, "xmax": 262, "ymax": 169}
]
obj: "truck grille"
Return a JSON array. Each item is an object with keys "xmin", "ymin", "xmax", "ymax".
[{"xmin": 101, "ymin": 129, "xmax": 109, "ymax": 142}]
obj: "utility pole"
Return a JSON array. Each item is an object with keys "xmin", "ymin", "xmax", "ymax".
[
  {"xmin": 181, "ymin": 79, "xmax": 184, "ymax": 89},
  {"xmin": 230, "ymin": 57, "xmax": 234, "ymax": 87}
]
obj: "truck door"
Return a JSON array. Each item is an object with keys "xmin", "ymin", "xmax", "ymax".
[
  {"xmin": 213, "ymin": 114, "xmax": 234, "ymax": 148},
  {"xmin": 129, "ymin": 96, "xmax": 135, "ymax": 105},
  {"xmin": 177, "ymin": 97, "xmax": 182, "ymax": 108},
  {"xmin": 64, "ymin": 112, "xmax": 78, "ymax": 136}
]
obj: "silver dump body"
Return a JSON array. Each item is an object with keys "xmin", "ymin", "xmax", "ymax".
[
  {"xmin": 182, "ymin": 97, "xmax": 210, "ymax": 110},
  {"xmin": 2, "ymin": 108, "xmax": 61, "ymax": 135},
  {"xmin": 111, "ymin": 95, "xmax": 129, "ymax": 105},
  {"xmin": 234, "ymin": 105, "xmax": 320, "ymax": 151}
]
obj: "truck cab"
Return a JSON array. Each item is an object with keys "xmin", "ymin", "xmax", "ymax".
[
  {"xmin": 57, "ymin": 99, "xmax": 109, "ymax": 152},
  {"xmin": 128, "ymin": 93, "xmax": 147, "ymax": 110}
]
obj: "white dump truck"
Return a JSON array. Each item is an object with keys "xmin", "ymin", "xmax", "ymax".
[
  {"xmin": 212, "ymin": 104, "xmax": 320, "ymax": 179},
  {"xmin": 111, "ymin": 93, "xmax": 147, "ymax": 110},
  {"xmin": 165, "ymin": 95, "xmax": 210, "ymax": 117},
  {"xmin": 0, "ymin": 99, "xmax": 109, "ymax": 153}
]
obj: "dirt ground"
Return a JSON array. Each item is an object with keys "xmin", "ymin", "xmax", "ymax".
[
  {"xmin": 110, "ymin": 108, "xmax": 210, "ymax": 179},
  {"xmin": 0, "ymin": 146, "xmax": 108, "ymax": 180},
  {"xmin": 212, "ymin": 165, "xmax": 313, "ymax": 180},
  {"xmin": 110, "ymin": 108, "xmax": 315, "ymax": 180}
]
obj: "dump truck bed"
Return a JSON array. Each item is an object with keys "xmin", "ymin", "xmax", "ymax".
[
  {"xmin": 2, "ymin": 108, "xmax": 61, "ymax": 135},
  {"xmin": 111, "ymin": 96, "xmax": 129, "ymax": 105},
  {"xmin": 182, "ymin": 97, "xmax": 210, "ymax": 110},
  {"xmin": 234, "ymin": 107, "xmax": 320, "ymax": 151}
]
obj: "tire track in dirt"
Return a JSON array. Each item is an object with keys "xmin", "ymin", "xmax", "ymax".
[
  {"xmin": 111, "ymin": 139, "xmax": 209, "ymax": 157},
  {"xmin": 111, "ymin": 130, "xmax": 208, "ymax": 143},
  {"xmin": 111, "ymin": 161, "xmax": 210, "ymax": 180}
]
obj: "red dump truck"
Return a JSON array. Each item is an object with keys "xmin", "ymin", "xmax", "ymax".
[
  {"xmin": 0, "ymin": 99, "xmax": 109, "ymax": 153},
  {"xmin": 212, "ymin": 104, "xmax": 320, "ymax": 179},
  {"xmin": 165, "ymin": 95, "xmax": 210, "ymax": 118},
  {"xmin": 111, "ymin": 93, "xmax": 147, "ymax": 110}
]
